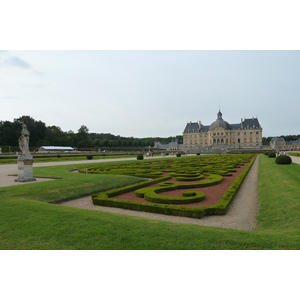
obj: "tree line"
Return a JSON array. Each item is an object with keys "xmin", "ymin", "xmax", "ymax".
[{"xmin": 0, "ymin": 116, "xmax": 183, "ymax": 151}]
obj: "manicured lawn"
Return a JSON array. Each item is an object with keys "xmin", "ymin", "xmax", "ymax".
[
  {"xmin": 0, "ymin": 155, "xmax": 299, "ymax": 249},
  {"xmin": 257, "ymin": 154, "xmax": 300, "ymax": 232}
]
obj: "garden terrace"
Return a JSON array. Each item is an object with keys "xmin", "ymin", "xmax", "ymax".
[{"xmin": 1, "ymin": 154, "xmax": 299, "ymax": 250}]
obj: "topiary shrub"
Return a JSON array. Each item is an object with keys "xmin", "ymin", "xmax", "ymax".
[
  {"xmin": 137, "ymin": 154, "xmax": 144, "ymax": 160},
  {"xmin": 176, "ymin": 153, "xmax": 181, "ymax": 157},
  {"xmin": 86, "ymin": 155, "xmax": 93, "ymax": 160},
  {"xmin": 57, "ymin": 154, "xmax": 61, "ymax": 158},
  {"xmin": 268, "ymin": 152, "xmax": 276, "ymax": 158},
  {"xmin": 196, "ymin": 153, "xmax": 200, "ymax": 156},
  {"xmin": 275, "ymin": 155, "xmax": 292, "ymax": 165}
]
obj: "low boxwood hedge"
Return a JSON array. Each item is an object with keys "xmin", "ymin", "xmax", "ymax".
[
  {"xmin": 144, "ymin": 190, "xmax": 205, "ymax": 204},
  {"xmin": 175, "ymin": 174, "xmax": 205, "ymax": 181},
  {"xmin": 289, "ymin": 152, "xmax": 300, "ymax": 157},
  {"xmin": 91, "ymin": 155, "xmax": 256, "ymax": 218}
]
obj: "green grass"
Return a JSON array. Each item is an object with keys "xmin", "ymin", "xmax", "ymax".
[
  {"xmin": 257, "ymin": 155, "xmax": 300, "ymax": 232},
  {"xmin": 1, "ymin": 163, "xmax": 145, "ymax": 203},
  {"xmin": 0, "ymin": 155, "xmax": 299, "ymax": 249}
]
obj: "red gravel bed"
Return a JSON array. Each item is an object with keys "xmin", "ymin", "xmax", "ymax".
[{"xmin": 113, "ymin": 163, "xmax": 248, "ymax": 207}]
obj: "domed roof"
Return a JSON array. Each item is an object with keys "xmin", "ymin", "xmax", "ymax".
[{"xmin": 209, "ymin": 110, "xmax": 232, "ymax": 130}]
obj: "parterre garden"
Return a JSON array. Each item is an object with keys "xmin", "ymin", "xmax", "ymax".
[
  {"xmin": 1, "ymin": 153, "xmax": 299, "ymax": 249},
  {"xmin": 78, "ymin": 154, "xmax": 255, "ymax": 219}
]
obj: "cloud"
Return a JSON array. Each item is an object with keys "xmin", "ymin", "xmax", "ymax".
[
  {"xmin": 2, "ymin": 96, "xmax": 20, "ymax": 100},
  {"xmin": 5, "ymin": 55, "xmax": 31, "ymax": 69},
  {"xmin": 0, "ymin": 51, "xmax": 31, "ymax": 69},
  {"xmin": 33, "ymin": 70, "xmax": 44, "ymax": 77},
  {"xmin": 33, "ymin": 83, "xmax": 45, "ymax": 88}
]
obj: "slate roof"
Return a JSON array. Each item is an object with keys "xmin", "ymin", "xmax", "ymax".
[
  {"xmin": 242, "ymin": 118, "xmax": 261, "ymax": 129},
  {"xmin": 231, "ymin": 123, "xmax": 242, "ymax": 130},
  {"xmin": 184, "ymin": 122, "xmax": 200, "ymax": 133},
  {"xmin": 183, "ymin": 122, "xmax": 210, "ymax": 133},
  {"xmin": 286, "ymin": 139, "xmax": 300, "ymax": 145},
  {"xmin": 184, "ymin": 113, "xmax": 262, "ymax": 133}
]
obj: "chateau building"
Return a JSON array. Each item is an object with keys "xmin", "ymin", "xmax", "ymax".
[{"xmin": 183, "ymin": 110, "xmax": 263, "ymax": 151}]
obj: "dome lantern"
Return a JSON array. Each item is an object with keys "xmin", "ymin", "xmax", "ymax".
[
  {"xmin": 209, "ymin": 110, "xmax": 232, "ymax": 130},
  {"xmin": 217, "ymin": 110, "xmax": 223, "ymax": 119}
]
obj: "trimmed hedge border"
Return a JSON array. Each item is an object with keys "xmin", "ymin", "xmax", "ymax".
[
  {"xmin": 144, "ymin": 190, "xmax": 205, "ymax": 204},
  {"xmin": 175, "ymin": 175, "xmax": 205, "ymax": 181},
  {"xmin": 92, "ymin": 156, "xmax": 256, "ymax": 219},
  {"xmin": 94, "ymin": 175, "xmax": 172, "ymax": 198},
  {"xmin": 135, "ymin": 182, "xmax": 206, "ymax": 204},
  {"xmin": 289, "ymin": 152, "xmax": 300, "ymax": 157}
]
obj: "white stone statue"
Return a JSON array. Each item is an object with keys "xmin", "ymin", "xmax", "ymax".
[
  {"xmin": 15, "ymin": 123, "xmax": 35, "ymax": 182},
  {"xmin": 18, "ymin": 123, "xmax": 32, "ymax": 159}
]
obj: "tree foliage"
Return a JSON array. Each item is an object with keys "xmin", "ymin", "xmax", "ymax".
[{"xmin": 0, "ymin": 115, "xmax": 183, "ymax": 150}]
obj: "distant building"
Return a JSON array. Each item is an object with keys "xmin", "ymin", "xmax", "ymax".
[
  {"xmin": 39, "ymin": 146, "xmax": 76, "ymax": 152},
  {"xmin": 270, "ymin": 138, "xmax": 300, "ymax": 150},
  {"xmin": 154, "ymin": 141, "xmax": 183, "ymax": 151},
  {"xmin": 270, "ymin": 138, "xmax": 286, "ymax": 150},
  {"xmin": 183, "ymin": 110, "xmax": 263, "ymax": 151}
]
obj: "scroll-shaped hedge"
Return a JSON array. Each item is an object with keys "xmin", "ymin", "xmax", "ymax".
[
  {"xmin": 175, "ymin": 175, "xmax": 205, "ymax": 181},
  {"xmin": 134, "ymin": 174, "xmax": 223, "ymax": 204},
  {"xmin": 135, "ymin": 182, "xmax": 205, "ymax": 204},
  {"xmin": 178, "ymin": 174, "xmax": 223, "ymax": 188},
  {"xmin": 79, "ymin": 167, "xmax": 163, "ymax": 178},
  {"xmin": 145, "ymin": 190, "xmax": 205, "ymax": 204}
]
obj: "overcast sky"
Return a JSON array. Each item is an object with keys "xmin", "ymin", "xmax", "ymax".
[
  {"xmin": 1, "ymin": 1, "xmax": 300, "ymax": 139},
  {"xmin": 1, "ymin": 50, "xmax": 299, "ymax": 138}
]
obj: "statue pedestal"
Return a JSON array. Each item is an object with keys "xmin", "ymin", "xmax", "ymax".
[{"xmin": 15, "ymin": 157, "xmax": 36, "ymax": 182}]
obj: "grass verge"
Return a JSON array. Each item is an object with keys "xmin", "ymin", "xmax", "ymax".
[{"xmin": 257, "ymin": 154, "xmax": 300, "ymax": 232}]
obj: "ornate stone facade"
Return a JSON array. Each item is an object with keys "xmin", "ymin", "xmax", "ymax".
[{"xmin": 183, "ymin": 110, "xmax": 262, "ymax": 151}]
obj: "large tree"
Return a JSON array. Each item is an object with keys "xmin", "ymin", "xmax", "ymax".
[{"xmin": 76, "ymin": 125, "xmax": 92, "ymax": 147}]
